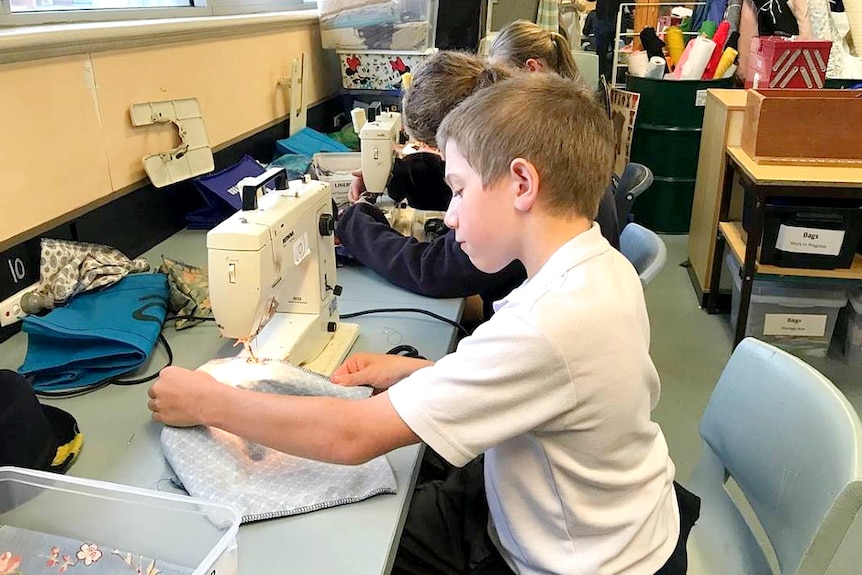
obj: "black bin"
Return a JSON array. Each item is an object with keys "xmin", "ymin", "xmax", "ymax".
[{"xmin": 744, "ymin": 196, "xmax": 862, "ymax": 269}]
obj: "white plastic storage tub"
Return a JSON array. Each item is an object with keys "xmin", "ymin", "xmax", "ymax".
[
  {"xmin": 838, "ymin": 289, "xmax": 862, "ymax": 365},
  {"xmin": 311, "ymin": 152, "xmax": 361, "ymax": 207},
  {"xmin": 318, "ymin": 0, "xmax": 439, "ymax": 52},
  {"xmin": 0, "ymin": 467, "xmax": 240, "ymax": 575},
  {"xmin": 726, "ymin": 254, "xmax": 847, "ymax": 358}
]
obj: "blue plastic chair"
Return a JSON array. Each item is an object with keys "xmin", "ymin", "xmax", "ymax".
[
  {"xmin": 685, "ymin": 338, "xmax": 862, "ymax": 574},
  {"xmin": 614, "ymin": 162, "xmax": 653, "ymax": 231},
  {"xmin": 620, "ymin": 222, "xmax": 666, "ymax": 286}
]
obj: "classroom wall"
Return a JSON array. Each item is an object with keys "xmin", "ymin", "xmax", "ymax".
[{"xmin": 0, "ymin": 15, "xmax": 342, "ymax": 252}]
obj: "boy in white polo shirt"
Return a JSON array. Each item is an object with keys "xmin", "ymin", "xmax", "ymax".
[{"xmin": 148, "ymin": 72, "xmax": 693, "ymax": 574}]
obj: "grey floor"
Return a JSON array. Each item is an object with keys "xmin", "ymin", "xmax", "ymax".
[{"xmin": 647, "ymin": 235, "xmax": 862, "ymax": 482}]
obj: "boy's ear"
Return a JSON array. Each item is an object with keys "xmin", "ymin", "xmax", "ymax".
[{"xmin": 510, "ymin": 158, "xmax": 540, "ymax": 212}]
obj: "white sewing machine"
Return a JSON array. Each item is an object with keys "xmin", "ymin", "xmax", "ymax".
[
  {"xmin": 207, "ymin": 168, "xmax": 357, "ymax": 367},
  {"xmin": 352, "ymin": 107, "xmax": 401, "ymax": 198}
]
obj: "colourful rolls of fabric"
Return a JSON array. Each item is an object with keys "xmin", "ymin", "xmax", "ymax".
[
  {"xmin": 699, "ymin": 19, "xmax": 718, "ymax": 38},
  {"xmin": 645, "ymin": 56, "xmax": 667, "ymax": 78},
  {"xmin": 628, "ymin": 50, "xmax": 650, "ymax": 76},
  {"xmin": 713, "ymin": 47, "xmax": 739, "ymax": 77},
  {"xmin": 665, "ymin": 26, "xmax": 686, "ymax": 68},
  {"xmin": 681, "ymin": 35, "xmax": 717, "ymax": 78},
  {"xmin": 703, "ymin": 20, "xmax": 731, "ymax": 78}
]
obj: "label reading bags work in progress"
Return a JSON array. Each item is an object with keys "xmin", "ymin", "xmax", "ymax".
[{"xmin": 775, "ymin": 225, "xmax": 844, "ymax": 256}]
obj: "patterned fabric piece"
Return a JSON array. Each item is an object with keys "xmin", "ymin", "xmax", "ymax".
[
  {"xmin": 26, "ymin": 239, "xmax": 149, "ymax": 314},
  {"xmin": 809, "ymin": 0, "xmax": 846, "ymax": 76},
  {"xmin": 156, "ymin": 257, "xmax": 212, "ymax": 330},
  {"xmin": 161, "ymin": 358, "xmax": 397, "ymax": 523},
  {"xmin": 536, "ymin": 0, "xmax": 560, "ymax": 32},
  {"xmin": 0, "ymin": 524, "xmax": 193, "ymax": 575}
]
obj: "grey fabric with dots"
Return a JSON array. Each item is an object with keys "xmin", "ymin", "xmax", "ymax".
[
  {"xmin": 26, "ymin": 238, "xmax": 149, "ymax": 313},
  {"xmin": 160, "ymin": 358, "xmax": 397, "ymax": 523}
]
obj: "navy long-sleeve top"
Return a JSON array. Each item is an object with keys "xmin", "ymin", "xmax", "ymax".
[{"xmin": 335, "ymin": 156, "xmax": 620, "ymax": 319}]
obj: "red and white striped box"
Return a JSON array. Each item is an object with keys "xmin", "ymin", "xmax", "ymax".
[{"xmin": 745, "ymin": 36, "xmax": 832, "ymax": 89}]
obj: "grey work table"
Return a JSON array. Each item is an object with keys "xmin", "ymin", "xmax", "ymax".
[{"xmin": 0, "ymin": 230, "xmax": 464, "ymax": 575}]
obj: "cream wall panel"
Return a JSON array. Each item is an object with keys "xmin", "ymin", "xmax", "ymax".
[
  {"xmin": 92, "ymin": 27, "xmax": 338, "ymax": 190},
  {"xmin": 0, "ymin": 55, "xmax": 113, "ymax": 248},
  {"xmin": 0, "ymin": 21, "xmax": 341, "ymax": 251}
]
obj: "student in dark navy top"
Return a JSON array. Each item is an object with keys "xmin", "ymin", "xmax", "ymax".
[{"xmin": 336, "ymin": 50, "xmax": 619, "ymax": 321}]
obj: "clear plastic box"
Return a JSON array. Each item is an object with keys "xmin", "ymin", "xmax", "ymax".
[
  {"xmin": 311, "ymin": 152, "xmax": 361, "ymax": 207},
  {"xmin": 317, "ymin": 0, "xmax": 438, "ymax": 52},
  {"xmin": 837, "ymin": 289, "xmax": 862, "ymax": 365},
  {"xmin": 726, "ymin": 254, "xmax": 847, "ymax": 358},
  {"xmin": 0, "ymin": 467, "xmax": 240, "ymax": 575}
]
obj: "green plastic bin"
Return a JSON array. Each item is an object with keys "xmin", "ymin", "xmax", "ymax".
[{"xmin": 625, "ymin": 75, "xmax": 734, "ymax": 233}]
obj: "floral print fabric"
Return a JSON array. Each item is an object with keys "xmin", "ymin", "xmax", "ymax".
[{"xmin": 0, "ymin": 526, "xmax": 192, "ymax": 575}]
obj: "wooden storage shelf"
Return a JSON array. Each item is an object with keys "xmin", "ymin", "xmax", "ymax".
[
  {"xmin": 710, "ymin": 144, "xmax": 862, "ymax": 346},
  {"xmin": 719, "ymin": 221, "xmax": 862, "ymax": 280}
]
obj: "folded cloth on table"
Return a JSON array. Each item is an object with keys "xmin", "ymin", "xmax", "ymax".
[
  {"xmin": 19, "ymin": 273, "xmax": 169, "ymax": 393},
  {"xmin": 161, "ymin": 357, "xmax": 397, "ymax": 523},
  {"xmin": 20, "ymin": 238, "xmax": 150, "ymax": 315},
  {"xmin": 157, "ymin": 256, "xmax": 212, "ymax": 330},
  {"xmin": 193, "ymin": 154, "xmax": 266, "ymax": 212},
  {"xmin": 275, "ymin": 127, "xmax": 351, "ymax": 157},
  {"xmin": 266, "ymin": 153, "xmax": 313, "ymax": 178}
]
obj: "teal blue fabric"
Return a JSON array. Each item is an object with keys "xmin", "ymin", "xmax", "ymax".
[
  {"xmin": 275, "ymin": 127, "xmax": 350, "ymax": 157},
  {"xmin": 19, "ymin": 274, "xmax": 169, "ymax": 392}
]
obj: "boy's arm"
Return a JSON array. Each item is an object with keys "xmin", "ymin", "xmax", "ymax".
[
  {"xmin": 149, "ymin": 366, "xmax": 419, "ymax": 465},
  {"xmin": 336, "ymin": 202, "xmax": 521, "ymax": 298}
]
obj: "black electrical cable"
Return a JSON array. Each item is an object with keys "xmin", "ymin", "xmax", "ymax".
[
  {"xmin": 340, "ymin": 307, "xmax": 470, "ymax": 337},
  {"xmin": 35, "ymin": 332, "xmax": 173, "ymax": 399}
]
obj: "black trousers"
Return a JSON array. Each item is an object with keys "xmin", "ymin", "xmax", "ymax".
[{"xmin": 392, "ymin": 453, "xmax": 700, "ymax": 575}]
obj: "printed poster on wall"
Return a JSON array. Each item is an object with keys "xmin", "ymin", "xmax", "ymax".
[{"xmin": 608, "ymin": 88, "xmax": 640, "ymax": 176}]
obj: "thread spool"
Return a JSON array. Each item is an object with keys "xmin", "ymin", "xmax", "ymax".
[{"xmin": 350, "ymin": 107, "xmax": 367, "ymax": 132}]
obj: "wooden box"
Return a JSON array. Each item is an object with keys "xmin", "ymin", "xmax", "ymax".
[{"xmin": 741, "ymin": 89, "xmax": 862, "ymax": 166}]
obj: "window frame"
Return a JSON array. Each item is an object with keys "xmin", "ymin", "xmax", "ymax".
[{"xmin": 0, "ymin": 0, "xmax": 316, "ymax": 26}]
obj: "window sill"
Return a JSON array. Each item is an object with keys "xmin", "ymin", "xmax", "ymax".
[{"xmin": 0, "ymin": 9, "xmax": 319, "ymax": 65}]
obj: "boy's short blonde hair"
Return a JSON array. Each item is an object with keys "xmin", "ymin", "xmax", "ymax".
[
  {"xmin": 402, "ymin": 51, "xmax": 513, "ymax": 148},
  {"xmin": 436, "ymin": 73, "xmax": 614, "ymax": 220}
]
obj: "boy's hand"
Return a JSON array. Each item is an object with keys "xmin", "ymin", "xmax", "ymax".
[
  {"xmin": 331, "ymin": 353, "xmax": 432, "ymax": 390},
  {"xmin": 148, "ymin": 366, "xmax": 230, "ymax": 427},
  {"xmin": 349, "ymin": 170, "xmax": 366, "ymax": 203}
]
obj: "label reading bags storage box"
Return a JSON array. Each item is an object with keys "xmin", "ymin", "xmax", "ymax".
[
  {"xmin": 775, "ymin": 224, "xmax": 844, "ymax": 256},
  {"xmin": 763, "ymin": 313, "xmax": 827, "ymax": 337}
]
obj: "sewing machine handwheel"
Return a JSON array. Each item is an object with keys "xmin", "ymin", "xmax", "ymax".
[{"xmin": 319, "ymin": 213, "xmax": 335, "ymax": 236}]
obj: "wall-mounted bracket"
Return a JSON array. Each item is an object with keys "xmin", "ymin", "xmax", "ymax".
[
  {"xmin": 130, "ymin": 98, "xmax": 214, "ymax": 188},
  {"xmin": 278, "ymin": 53, "xmax": 307, "ymax": 136}
]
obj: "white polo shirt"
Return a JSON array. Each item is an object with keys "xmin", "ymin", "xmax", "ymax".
[{"xmin": 388, "ymin": 224, "xmax": 679, "ymax": 575}]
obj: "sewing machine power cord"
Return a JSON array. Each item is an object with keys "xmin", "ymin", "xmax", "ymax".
[{"xmin": 340, "ymin": 307, "xmax": 470, "ymax": 338}]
